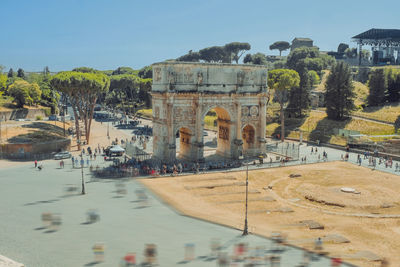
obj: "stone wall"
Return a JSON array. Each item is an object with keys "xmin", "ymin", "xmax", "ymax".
[
  {"xmin": 152, "ymin": 62, "xmax": 267, "ymax": 94},
  {"xmin": 0, "ymin": 107, "xmax": 49, "ymax": 120},
  {"xmin": 0, "ymin": 139, "xmax": 70, "ymax": 160}
]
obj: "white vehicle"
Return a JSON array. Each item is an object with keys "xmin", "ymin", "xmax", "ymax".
[{"xmin": 54, "ymin": 151, "xmax": 72, "ymax": 160}]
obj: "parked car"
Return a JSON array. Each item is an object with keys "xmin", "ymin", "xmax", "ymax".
[
  {"xmin": 54, "ymin": 151, "xmax": 72, "ymax": 160},
  {"xmin": 49, "ymin": 115, "xmax": 58, "ymax": 121}
]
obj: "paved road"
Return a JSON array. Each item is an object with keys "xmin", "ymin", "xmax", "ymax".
[{"xmin": 0, "ymin": 162, "xmax": 337, "ymax": 266}]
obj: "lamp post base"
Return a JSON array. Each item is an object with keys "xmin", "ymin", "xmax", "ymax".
[{"xmin": 242, "ymin": 219, "xmax": 248, "ymax": 236}]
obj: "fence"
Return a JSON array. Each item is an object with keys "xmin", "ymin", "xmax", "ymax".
[
  {"xmin": 266, "ymin": 141, "xmax": 300, "ymax": 160},
  {"xmin": 124, "ymin": 142, "xmax": 152, "ymax": 161}
]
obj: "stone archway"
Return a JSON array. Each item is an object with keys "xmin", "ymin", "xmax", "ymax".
[
  {"xmin": 202, "ymin": 106, "xmax": 233, "ymax": 159},
  {"xmin": 151, "ymin": 62, "xmax": 268, "ymax": 163}
]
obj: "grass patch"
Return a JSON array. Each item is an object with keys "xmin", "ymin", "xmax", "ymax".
[
  {"xmin": 266, "ymin": 110, "xmax": 396, "ymax": 146},
  {"xmin": 352, "ymin": 104, "xmax": 400, "ymax": 123},
  {"xmin": 353, "ymin": 81, "xmax": 369, "ymax": 107},
  {"xmin": 266, "ymin": 123, "xmax": 280, "ymax": 136},
  {"xmin": 204, "ymin": 115, "xmax": 217, "ymax": 130},
  {"xmin": 137, "ymin": 109, "xmax": 152, "ymax": 118}
]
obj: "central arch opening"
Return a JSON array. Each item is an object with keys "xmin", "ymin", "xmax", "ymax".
[{"xmin": 203, "ymin": 107, "xmax": 232, "ymax": 161}]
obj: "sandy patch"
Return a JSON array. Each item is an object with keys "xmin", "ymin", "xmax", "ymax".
[{"xmin": 140, "ymin": 162, "xmax": 400, "ymax": 267}]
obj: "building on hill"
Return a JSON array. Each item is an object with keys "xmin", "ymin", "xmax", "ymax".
[
  {"xmin": 291, "ymin": 38, "xmax": 314, "ymax": 51},
  {"xmin": 310, "ymin": 91, "xmax": 325, "ymax": 108},
  {"xmin": 352, "ymin": 28, "xmax": 400, "ymax": 66}
]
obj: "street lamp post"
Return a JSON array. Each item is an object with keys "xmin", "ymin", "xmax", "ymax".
[
  {"xmin": 243, "ymin": 161, "xmax": 249, "ymax": 236},
  {"xmin": 81, "ymin": 157, "xmax": 86, "ymax": 195}
]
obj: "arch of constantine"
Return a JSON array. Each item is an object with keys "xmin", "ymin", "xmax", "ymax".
[{"xmin": 151, "ymin": 62, "xmax": 268, "ymax": 163}]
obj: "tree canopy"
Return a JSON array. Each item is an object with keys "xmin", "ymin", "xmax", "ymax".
[
  {"xmin": 269, "ymin": 41, "xmax": 290, "ymax": 56},
  {"xmin": 50, "ymin": 71, "xmax": 110, "ymax": 146},
  {"xmin": 176, "ymin": 51, "xmax": 201, "ymax": 62},
  {"xmin": 198, "ymin": 46, "xmax": 230, "ymax": 63},
  {"xmin": 112, "ymin": 66, "xmax": 138, "ymax": 76},
  {"xmin": 0, "ymin": 74, "xmax": 7, "ymax": 95},
  {"xmin": 344, "ymin": 48, "xmax": 357, "ymax": 58},
  {"xmin": 337, "ymin": 43, "xmax": 349, "ymax": 54},
  {"xmin": 224, "ymin": 42, "xmax": 251, "ymax": 63},
  {"xmin": 267, "ymin": 69, "xmax": 300, "ymax": 141},
  {"xmin": 7, "ymin": 68, "xmax": 14, "ymax": 78},
  {"xmin": 286, "ymin": 47, "xmax": 335, "ymax": 117},
  {"xmin": 8, "ymin": 80, "xmax": 42, "ymax": 108},
  {"xmin": 17, "ymin": 68, "xmax": 25, "ymax": 79},
  {"xmin": 325, "ymin": 62, "xmax": 355, "ymax": 120},
  {"xmin": 367, "ymin": 69, "xmax": 386, "ymax": 106},
  {"xmin": 176, "ymin": 42, "xmax": 250, "ymax": 64},
  {"xmin": 243, "ymin": 53, "xmax": 267, "ymax": 65}
]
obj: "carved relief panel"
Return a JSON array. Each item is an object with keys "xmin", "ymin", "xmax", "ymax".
[
  {"xmin": 219, "ymin": 126, "xmax": 229, "ymax": 140},
  {"xmin": 154, "ymin": 67, "xmax": 162, "ymax": 82}
]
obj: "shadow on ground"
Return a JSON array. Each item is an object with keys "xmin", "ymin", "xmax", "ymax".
[
  {"xmin": 271, "ymin": 116, "xmax": 307, "ymax": 139},
  {"xmin": 309, "ymin": 117, "xmax": 351, "ymax": 143}
]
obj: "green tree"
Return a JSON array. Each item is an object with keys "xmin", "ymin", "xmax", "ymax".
[
  {"xmin": 269, "ymin": 41, "xmax": 290, "ymax": 56},
  {"xmin": 50, "ymin": 71, "xmax": 110, "ymax": 147},
  {"xmin": 27, "ymin": 83, "xmax": 42, "ymax": 106},
  {"xmin": 267, "ymin": 69, "xmax": 300, "ymax": 141},
  {"xmin": 72, "ymin": 67, "xmax": 100, "ymax": 73},
  {"xmin": 325, "ymin": 62, "xmax": 355, "ymax": 120},
  {"xmin": 367, "ymin": 69, "xmax": 386, "ymax": 106},
  {"xmin": 385, "ymin": 69, "xmax": 400, "ymax": 102},
  {"xmin": 17, "ymin": 68, "xmax": 25, "ymax": 79},
  {"xmin": 308, "ymin": 70, "xmax": 320, "ymax": 85},
  {"xmin": 26, "ymin": 70, "xmax": 59, "ymax": 113},
  {"xmin": 251, "ymin": 53, "xmax": 267, "ymax": 65},
  {"xmin": 243, "ymin": 53, "xmax": 267, "ymax": 65},
  {"xmin": 286, "ymin": 47, "xmax": 335, "ymax": 116},
  {"xmin": 112, "ymin": 67, "xmax": 137, "ymax": 75},
  {"xmin": 199, "ymin": 46, "xmax": 230, "ymax": 63},
  {"xmin": 138, "ymin": 65, "xmax": 152, "ymax": 79},
  {"xmin": 8, "ymin": 68, "xmax": 14, "ymax": 78},
  {"xmin": 287, "ymin": 66, "xmax": 312, "ymax": 117},
  {"xmin": 0, "ymin": 74, "xmax": 7, "ymax": 95},
  {"xmin": 139, "ymin": 78, "xmax": 152, "ymax": 108},
  {"xmin": 110, "ymin": 74, "xmax": 141, "ymax": 114},
  {"xmin": 337, "ymin": 43, "xmax": 349, "ymax": 54},
  {"xmin": 224, "ymin": 42, "xmax": 251, "ymax": 63},
  {"xmin": 176, "ymin": 51, "xmax": 201, "ymax": 62},
  {"xmin": 344, "ymin": 48, "xmax": 357, "ymax": 58},
  {"xmin": 243, "ymin": 54, "xmax": 253, "ymax": 64},
  {"xmin": 8, "ymin": 80, "xmax": 30, "ymax": 107}
]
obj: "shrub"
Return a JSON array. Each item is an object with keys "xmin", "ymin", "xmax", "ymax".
[{"xmin": 36, "ymin": 115, "xmax": 43, "ymax": 120}]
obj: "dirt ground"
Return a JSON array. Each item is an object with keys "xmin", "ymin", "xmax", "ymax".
[{"xmin": 140, "ymin": 162, "xmax": 400, "ymax": 267}]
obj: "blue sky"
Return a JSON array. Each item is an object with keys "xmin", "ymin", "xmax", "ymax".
[{"xmin": 1, "ymin": 0, "xmax": 399, "ymax": 72}]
